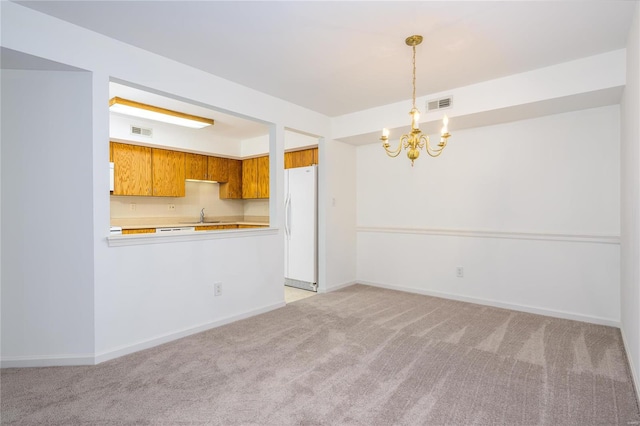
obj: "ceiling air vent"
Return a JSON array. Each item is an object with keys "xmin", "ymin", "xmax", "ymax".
[
  {"xmin": 130, "ymin": 125, "xmax": 152, "ymax": 137},
  {"xmin": 427, "ymin": 96, "xmax": 453, "ymax": 111}
]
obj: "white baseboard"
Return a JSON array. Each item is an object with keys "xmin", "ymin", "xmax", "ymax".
[
  {"xmin": 2, "ymin": 301, "xmax": 285, "ymax": 368},
  {"xmin": 1, "ymin": 354, "xmax": 95, "ymax": 368},
  {"xmin": 620, "ymin": 327, "xmax": 640, "ymax": 399},
  {"xmin": 94, "ymin": 301, "xmax": 286, "ymax": 364},
  {"xmin": 319, "ymin": 280, "xmax": 357, "ymax": 294},
  {"xmin": 358, "ymin": 280, "xmax": 621, "ymax": 328}
]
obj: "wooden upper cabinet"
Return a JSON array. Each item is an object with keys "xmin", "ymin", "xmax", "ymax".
[
  {"xmin": 111, "ymin": 142, "xmax": 236, "ymax": 198},
  {"xmin": 185, "ymin": 153, "xmax": 207, "ymax": 180},
  {"xmin": 185, "ymin": 154, "xmax": 228, "ymax": 182},
  {"xmin": 257, "ymin": 156, "xmax": 269, "ymax": 198},
  {"xmin": 219, "ymin": 159, "xmax": 242, "ymax": 199},
  {"xmin": 241, "ymin": 156, "xmax": 269, "ymax": 199},
  {"xmin": 242, "ymin": 158, "xmax": 258, "ymax": 199},
  {"xmin": 111, "ymin": 142, "xmax": 152, "ymax": 196},
  {"xmin": 284, "ymin": 148, "xmax": 318, "ymax": 169},
  {"xmin": 284, "ymin": 151, "xmax": 295, "ymax": 169},
  {"xmin": 152, "ymin": 148, "xmax": 185, "ymax": 197},
  {"xmin": 208, "ymin": 156, "xmax": 229, "ymax": 182}
]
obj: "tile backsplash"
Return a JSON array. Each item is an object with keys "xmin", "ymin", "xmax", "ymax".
[{"xmin": 111, "ymin": 181, "xmax": 254, "ymax": 221}]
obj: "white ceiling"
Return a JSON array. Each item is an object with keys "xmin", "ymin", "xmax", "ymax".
[{"xmin": 16, "ymin": 1, "xmax": 637, "ymax": 118}]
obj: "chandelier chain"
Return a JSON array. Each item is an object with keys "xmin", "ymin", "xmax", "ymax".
[{"xmin": 412, "ymin": 44, "xmax": 417, "ymax": 110}]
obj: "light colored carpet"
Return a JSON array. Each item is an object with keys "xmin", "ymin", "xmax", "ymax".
[
  {"xmin": 2, "ymin": 284, "xmax": 639, "ymax": 425},
  {"xmin": 284, "ymin": 285, "xmax": 316, "ymax": 303}
]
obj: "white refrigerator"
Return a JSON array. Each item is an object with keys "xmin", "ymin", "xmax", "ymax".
[{"xmin": 284, "ymin": 165, "xmax": 317, "ymax": 291}]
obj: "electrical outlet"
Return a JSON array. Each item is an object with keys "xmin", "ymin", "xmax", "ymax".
[
  {"xmin": 214, "ymin": 282, "xmax": 222, "ymax": 297},
  {"xmin": 129, "ymin": 203, "xmax": 136, "ymax": 211},
  {"xmin": 167, "ymin": 204, "xmax": 176, "ymax": 211},
  {"xmin": 456, "ymin": 266, "xmax": 464, "ymax": 278}
]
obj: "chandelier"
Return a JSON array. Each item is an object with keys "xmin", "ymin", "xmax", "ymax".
[{"xmin": 381, "ymin": 35, "xmax": 451, "ymax": 166}]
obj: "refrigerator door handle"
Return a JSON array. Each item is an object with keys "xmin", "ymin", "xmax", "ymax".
[{"xmin": 284, "ymin": 193, "xmax": 291, "ymax": 239}]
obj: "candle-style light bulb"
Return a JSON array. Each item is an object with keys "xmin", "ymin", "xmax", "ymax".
[
  {"xmin": 441, "ymin": 115, "xmax": 449, "ymax": 135},
  {"xmin": 411, "ymin": 109, "xmax": 420, "ymax": 129},
  {"xmin": 382, "ymin": 128, "xmax": 390, "ymax": 138}
]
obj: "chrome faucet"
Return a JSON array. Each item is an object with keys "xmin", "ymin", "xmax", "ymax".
[{"xmin": 200, "ymin": 208, "xmax": 205, "ymax": 223}]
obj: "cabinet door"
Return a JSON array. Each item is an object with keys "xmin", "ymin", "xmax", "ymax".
[
  {"xmin": 219, "ymin": 159, "xmax": 242, "ymax": 199},
  {"xmin": 122, "ymin": 228, "xmax": 156, "ymax": 234},
  {"xmin": 185, "ymin": 153, "xmax": 207, "ymax": 180},
  {"xmin": 207, "ymin": 156, "xmax": 229, "ymax": 182},
  {"xmin": 295, "ymin": 149, "xmax": 315, "ymax": 168},
  {"xmin": 152, "ymin": 148, "xmax": 186, "ymax": 197},
  {"xmin": 257, "ymin": 155, "xmax": 269, "ymax": 198},
  {"xmin": 284, "ymin": 148, "xmax": 317, "ymax": 169},
  {"xmin": 284, "ymin": 151, "xmax": 295, "ymax": 169},
  {"xmin": 195, "ymin": 225, "xmax": 225, "ymax": 231},
  {"xmin": 242, "ymin": 158, "xmax": 258, "ymax": 199},
  {"xmin": 111, "ymin": 142, "xmax": 152, "ymax": 196}
]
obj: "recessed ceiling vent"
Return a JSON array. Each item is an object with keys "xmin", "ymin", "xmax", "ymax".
[
  {"xmin": 427, "ymin": 96, "xmax": 453, "ymax": 111},
  {"xmin": 130, "ymin": 125, "xmax": 152, "ymax": 137}
]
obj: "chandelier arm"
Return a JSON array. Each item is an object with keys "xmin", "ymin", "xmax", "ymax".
[
  {"xmin": 425, "ymin": 144, "xmax": 444, "ymax": 157},
  {"xmin": 424, "ymin": 136, "xmax": 449, "ymax": 157},
  {"xmin": 383, "ymin": 138, "xmax": 404, "ymax": 157}
]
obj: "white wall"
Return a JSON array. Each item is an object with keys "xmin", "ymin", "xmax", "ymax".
[
  {"xmin": 96, "ymin": 232, "xmax": 283, "ymax": 361},
  {"xmin": 319, "ymin": 139, "xmax": 357, "ymax": 291},
  {"xmin": 357, "ymin": 106, "xmax": 621, "ymax": 324},
  {"xmin": 621, "ymin": 2, "xmax": 640, "ymax": 394},
  {"xmin": 1, "ymin": 69, "xmax": 95, "ymax": 363}
]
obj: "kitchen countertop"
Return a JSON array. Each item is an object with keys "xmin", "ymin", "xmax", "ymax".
[{"xmin": 111, "ymin": 216, "xmax": 269, "ymax": 230}]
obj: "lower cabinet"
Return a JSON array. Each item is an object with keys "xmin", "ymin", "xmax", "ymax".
[
  {"xmin": 122, "ymin": 228, "xmax": 156, "ymax": 235},
  {"xmin": 195, "ymin": 224, "xmax": 239, "ymax": 231},
  {"xmin": 122, "ymin": 224, "xmax": 265, "ymax": 233}
]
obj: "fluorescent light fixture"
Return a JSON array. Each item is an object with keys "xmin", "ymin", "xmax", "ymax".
[{"xmin": 109, "ymin": 97, "xmax": 214, "ymax": 129}]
